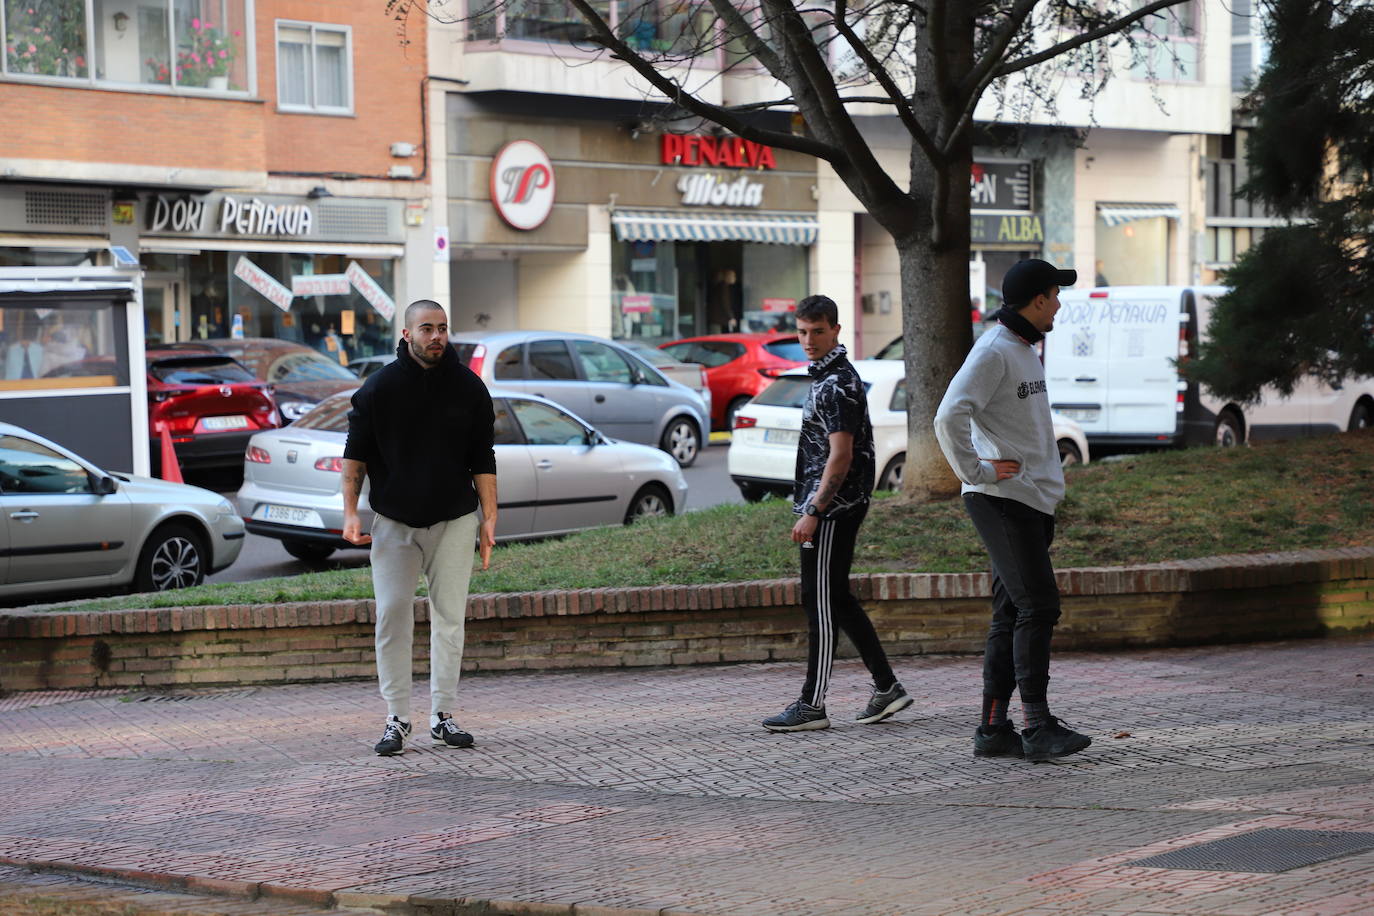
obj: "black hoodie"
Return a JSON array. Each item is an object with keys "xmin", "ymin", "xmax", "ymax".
[{"xmin": 343, "ymin": 341, "xmax": 496, "ymax": 528}]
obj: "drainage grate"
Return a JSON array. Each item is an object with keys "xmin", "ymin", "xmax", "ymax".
[
  {"xmin": 1130, "ymin": 828, "xmax": 1374, "ymax": 874},
  {"xmin": 134, "ymin": 689, "xmax": 257, "ymax": 703}
]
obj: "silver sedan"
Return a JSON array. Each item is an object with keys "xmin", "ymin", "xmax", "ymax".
[
  {"xmin": 0, "ymin": 421, "xmax": 245, "ymax": 601},
  {"xmin": 236, "ymin": 389, "xmax": 690, "ymax": 562}
]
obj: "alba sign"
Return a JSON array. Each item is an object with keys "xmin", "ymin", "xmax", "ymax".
[{"xmin": 490, "ymin": 140, "xmax": 556, "ymax": 231}]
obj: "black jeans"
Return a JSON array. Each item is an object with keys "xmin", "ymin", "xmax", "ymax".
[
  {"xmin": 963, "ymin": 493, "xmax": 1061, "ymax": 703},
  {"xmin": 799, "ymin": 506, "xmax": 896, "ymax": 707}
]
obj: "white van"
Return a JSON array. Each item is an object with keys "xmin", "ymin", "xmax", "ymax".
[{"xmin": 1044, "ymin": 286, "xmax": 1374, "ymax": 447}]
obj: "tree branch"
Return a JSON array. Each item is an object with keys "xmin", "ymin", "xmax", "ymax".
[
  {"xmin": 994, "ymin": 0, "xmax": 1191, "ymax": 79},
  {"xmin": 833, "ymin": 0, "xmax": 943, "ymax": 167},
  {"xmin": 563, "ymin": 0, "xmax": 840, "ymax": 161}
]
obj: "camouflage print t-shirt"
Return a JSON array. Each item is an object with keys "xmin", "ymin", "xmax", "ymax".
[{"xmin": 793, "ymin": 345, "xmax": 875, "ymax": 518}]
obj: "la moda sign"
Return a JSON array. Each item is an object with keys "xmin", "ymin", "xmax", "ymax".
[
  {"xmin": 661, "ymin": 134, "xmax": 778, "ymax": 169},
  {"xmin": 490, "ymin": 140, "xmax": 556, "ymax": 231}
]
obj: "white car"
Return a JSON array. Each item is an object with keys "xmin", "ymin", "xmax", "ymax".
[
  {"xmin": 237, "ymin": 389, "xmax": 689, "ymax": 562},
  {"xmin": 0, "ymin": 421, "xmax": 245, "ymax": 600},
  {"xmin": 727, "ymin": 360, "xmax": 1090, "ymax": 501}
]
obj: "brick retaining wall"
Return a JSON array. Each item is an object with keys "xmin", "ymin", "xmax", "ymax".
[{"xmin": 2, "ymin": 548, "xmax": 1372, "ymax": 691}]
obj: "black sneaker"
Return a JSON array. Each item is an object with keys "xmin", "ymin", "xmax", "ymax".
[
  {"xmin": 855, "ymin": 682, "xmax": 913, "ymax": 724},
  {"xmin": 374, "ymin": 716, "xmax": 411, "ymax": 756},
  {"xmin": 973, "ymin": 721, "xmax": 1024, "ymax": 758},
  {"xmin": 1021, "ymin": 716, "xmax": 1092, "ymax": 762},
  {"xmin": 431, "ymin": 713, "xmax": 475, "ymax": 748},
  {"xmin": 762, "ymin": 699, "xmax": 830, "ymax": 732}
]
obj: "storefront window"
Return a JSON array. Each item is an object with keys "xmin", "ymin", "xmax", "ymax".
[
  {"xmin": 2, "ymin": 298, "xmax": 127, "ymax": 390},
  {"xmin": 740, "ymin": 242, "xmax": 806, "ymax": 333},
  {"xmin": 156, "ymin": 251, "xmax": 397, "ymax": 364},
  {"xmin": 1095, "ymin": 216, "xmax": 1171, "ymax": 286},
  {"xmin": 612, "ymin": 239, "xmax": 678, "ymax": 342}
]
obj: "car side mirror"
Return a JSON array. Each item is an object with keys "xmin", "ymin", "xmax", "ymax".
[
  {"xmin": 95, "ymin": 475, "xmax": 118, "ymax": 495},
  {"xmin": 585, "ymin": 428, "xmax": 603, "ymax": 446}
]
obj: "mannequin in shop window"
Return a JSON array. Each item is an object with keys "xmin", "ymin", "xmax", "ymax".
[
  {"xmin": 708, "ymin": 268, "xmax": 742, "ymax": 334},
  {"xmin": 4, "ymin": 325, "xmax": 45, "ymax": 380}
]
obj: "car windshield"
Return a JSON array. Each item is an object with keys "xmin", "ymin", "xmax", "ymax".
[
  {"xmin": 149, "ymin": 357, "xmax": 255, "ymax": 385},
  {"xmin": 752, "ymin": 376, "xmax": 811, "ymax": 408},
  {"xmin": 293, "ymin": 396, "xmax": 353, "ymax": 432},
  {"xmin": 620, "ymin": 341, "xmax": 677, "ymax": 368},
  {"xmin": 763, "ymin": 339, "xmax": 806, "ymax": 361},
  {"xmin": 270, "ymin": 351, "xmax": 358, "ymax": 382},
  {"xmin": 875, "ymin": 337, "xmax": 903, "ymax": 359}
]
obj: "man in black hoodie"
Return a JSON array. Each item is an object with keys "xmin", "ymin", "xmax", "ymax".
[{"xmin": 342, "ymin": 300, "xmax": 497, "ymax": 756}]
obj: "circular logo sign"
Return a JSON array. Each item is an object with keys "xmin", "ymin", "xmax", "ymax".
[{"xmin": 490, "ymin": 140, "xmax": 556, "ymax": 231}]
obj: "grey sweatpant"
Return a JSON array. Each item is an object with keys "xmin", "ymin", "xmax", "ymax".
[{"xmin": 371, "ymin": 511, "xmax": 478, "ymax": 721}]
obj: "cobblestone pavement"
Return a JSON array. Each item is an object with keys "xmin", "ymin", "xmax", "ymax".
[{"xmin": 1, "ymin": 637, "xmax": 1372, "ymax": 915}]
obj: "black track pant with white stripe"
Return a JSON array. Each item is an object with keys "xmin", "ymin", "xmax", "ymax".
[{"xmin": 798, "ymin": 506, "xmax": 897, "ymax": 708}]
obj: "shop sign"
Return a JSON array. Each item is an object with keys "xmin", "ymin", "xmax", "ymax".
[
  {"xmin": 148, "ymin": 195, "xmax": 210, "ymax": 233},
  {"xmin": 970, "ymin": 160, "xmax": 1032, "ymax": 212},
  {"xmin": 678, "ymin": 173, "xmax": 764, "ymax": 208},
  {"xmin": 621, "ymin": 294, "xmax": 652, "ymax": 314},
  {"xmin": 970, "ymin": 213, "xmax": 1044, "ymax": 245},
  {"xmin": 761, "ymin": 297, "xmax": 796, "ymax": 313},
  {"xmin": 291, "ymin": 274, "xmax": 350, "ymax": 297},
  {"xmin": 346, "ymin": 260, "xmax": 396, "ymax": 321},
  {"xmin": 233, "ymin": 257, "xmax": 293, "ymax": 312},
  {"xmin": 220, "ymin": 196, "xmax": 315, "ymax": 236},
  {"xmin": 661, "ymin": 134, "xmax": 777, "ymax": 170},
  {"xmin": 490, "ymin": 140, "xmax": 556, "ymax": 231}
]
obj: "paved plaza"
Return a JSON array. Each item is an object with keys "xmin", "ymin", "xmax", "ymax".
[{"xmin": 1, "ymin": 636, "xmax": 1372, "ymax": 915}]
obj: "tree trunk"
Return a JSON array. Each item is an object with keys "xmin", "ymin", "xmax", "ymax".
[{"xmin": 898, "ymin": 231, "xmax": 971, "ymax": 502}]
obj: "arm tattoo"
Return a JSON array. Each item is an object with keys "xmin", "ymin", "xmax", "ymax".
[{"xmin": 814, "ymin": 471, "xmax": 845, "ymax": 507}]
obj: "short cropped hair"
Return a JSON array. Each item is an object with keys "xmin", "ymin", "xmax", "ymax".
[
  {"xmin": 404, "ymin": 299, "xmax": 446, "ymax": 328},
  {"xmin": 795, "ymin": 295, "xmax": 838, "ymax": 326}
]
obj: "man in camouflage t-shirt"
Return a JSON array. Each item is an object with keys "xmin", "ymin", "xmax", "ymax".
[{"xmin": 762, "ymin": 295, "xmax": 911, "ymax": 732}]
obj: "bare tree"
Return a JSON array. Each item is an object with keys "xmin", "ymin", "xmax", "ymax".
[{"xmin": 419, "ymin": 0, "xmax": 1194, "ymax": 499}]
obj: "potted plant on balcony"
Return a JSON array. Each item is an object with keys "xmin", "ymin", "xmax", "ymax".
[{"xmin": 175, "ymin": 17, "xmax": 237, "ymax": 89}]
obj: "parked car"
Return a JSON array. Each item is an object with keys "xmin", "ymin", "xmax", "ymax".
[
  {"xmin": 237, "ymin": 390, "xmax": 689, "ymax": 561},
  {"xmin": 165, "ymin": 338, "xmax": 362, "ymax": 422},
  {"xmin": 44, "ymin": 349, "xmax": 280, "ymax": 476},
  {"xmin": 615, "ymin": 340, "xmax": 713, "ymax": 416},
  {"xmin": 0, "ymin": 422, "xmax": 245, "ymax": 600},
  {"xmin": 658, "ymin": 333, "xmax": 807, "ymax": 431},
  {"xmin": 348, "ymin": 354, "xmax": 394, "ymax": 379},
  {"xmin": 1046, "ymin": 286, "xmax": 1374, "ymax": 447},
  {"xmin": 447, "ymin": 330, "xmax": 709, "ymax": 467},
  {"xmin": 727, "ymin": 360, "xmax": 1090, "ymax": 501}
]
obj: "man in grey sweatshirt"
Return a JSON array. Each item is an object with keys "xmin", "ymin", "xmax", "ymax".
[{"xmin": 933, "ymin": 259, "xmax": 1092, "ymax": 763}]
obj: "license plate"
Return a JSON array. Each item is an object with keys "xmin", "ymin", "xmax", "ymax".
[
  {"xmin": 202, "ymin": 415, "xmax": 249, "ymax": 431},
  {"xmin": 763, "ymin": 428, "xmax": 800, "ymax": 445},
  {"xmin": 1061, "ymin": 408, "xmax": 1101, "ymax": 423},
  {"xmin": 252, "ymin": 504, "xmax": 325, "ymax": 527}
]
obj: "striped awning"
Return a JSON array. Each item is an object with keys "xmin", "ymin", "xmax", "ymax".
[
  {"xmin": 611, "ymin": 209, "xmax": 819, "ymax": 245},
  {"xmin": 1097, "ymin": 204, "xmax": 1182, "ymax": 227}
]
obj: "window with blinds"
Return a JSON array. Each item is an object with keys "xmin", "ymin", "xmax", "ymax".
[{"xmin": 275, "ymin": 21, "xmax": 351, "ymax": 113}]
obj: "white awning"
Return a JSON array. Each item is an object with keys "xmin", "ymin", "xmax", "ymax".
[
  {"xmin": 1097, "ymin": 204, "xmax": 1182, "ymax": 227},
  {"xmin": 611, "ymin": 209, "xmax": 819, "ymax": 245},
  {"xmin": 0, "ymin": 279, "xmax": 134, "ymax": 295}
]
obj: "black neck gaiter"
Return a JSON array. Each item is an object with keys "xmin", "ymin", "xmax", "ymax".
[{"xmin": 993, "ymin": 306, "xmax": 1044, "ymax": 345}]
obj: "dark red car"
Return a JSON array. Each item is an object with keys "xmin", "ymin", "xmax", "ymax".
[
  {"xmin": 46, "ymin": 350, "xmax": 280, "ymax": 474},
  {"xmin": 660, "ymin": 333, "xmax": 806, "ymax": 430}
]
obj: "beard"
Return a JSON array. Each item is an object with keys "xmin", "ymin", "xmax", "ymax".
[{"xmin": 409, "ymin": 338, "xmax": 443, "ymax": 367}]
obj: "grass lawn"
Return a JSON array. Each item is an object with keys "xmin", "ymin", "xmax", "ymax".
[{"xmin": 38, "ymin": 429, "xmax": 1374, "ymax": 613}]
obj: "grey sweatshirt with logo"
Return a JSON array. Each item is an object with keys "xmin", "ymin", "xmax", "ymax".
[{"xmin": 933, "ymin": 323, "xmax": 1065, "ymax": 516}]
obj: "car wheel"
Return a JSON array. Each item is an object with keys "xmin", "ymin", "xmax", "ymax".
[
  {"xmin": 283, "ymin": 540, "xmax": 335, "ymax": 563},
  {"xmin": 737, "ymin": 481, "xmax": 770, "ymax": 503},
  {"xmin": 1057, "ymin": 439, "xmax": 1083, "ymax": 467},
  {"xmin": 133, "ymin": 523, "xmax": 206, "ymax": 593},
  {"xmin": 660, "ymin": 417, "xmax": 701, "ymax": 467},
  {"xmin": 724, "ymin": 396, "xmax": 751, "ymax": 432},
  {"xmin": 1349, "ymin": 400, "xmax": 1373, "ymax": 432},
  {"xmin": 624, "ymin": 484, "xmax": 673, "ymax": 524},
  {"xmin": 878, "ymin": 453, "xmax": 905, "ymax": 491},
  {"xmin": 1215, "ymin": 409, "xmax": 1244, "ymax": 447}
]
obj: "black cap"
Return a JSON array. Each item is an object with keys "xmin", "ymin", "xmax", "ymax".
[{"xmin": 1001, "ymin": 259, "xmax": 1077, "ymax": 307}]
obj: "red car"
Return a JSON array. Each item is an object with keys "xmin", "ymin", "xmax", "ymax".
[
  {"xmin": 660, "ymin": 333, "xmax": 806, "ymax": 431},
  {"xmin": 46, "ymin": 350, "xmax": 280, "ymax": 475}
]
